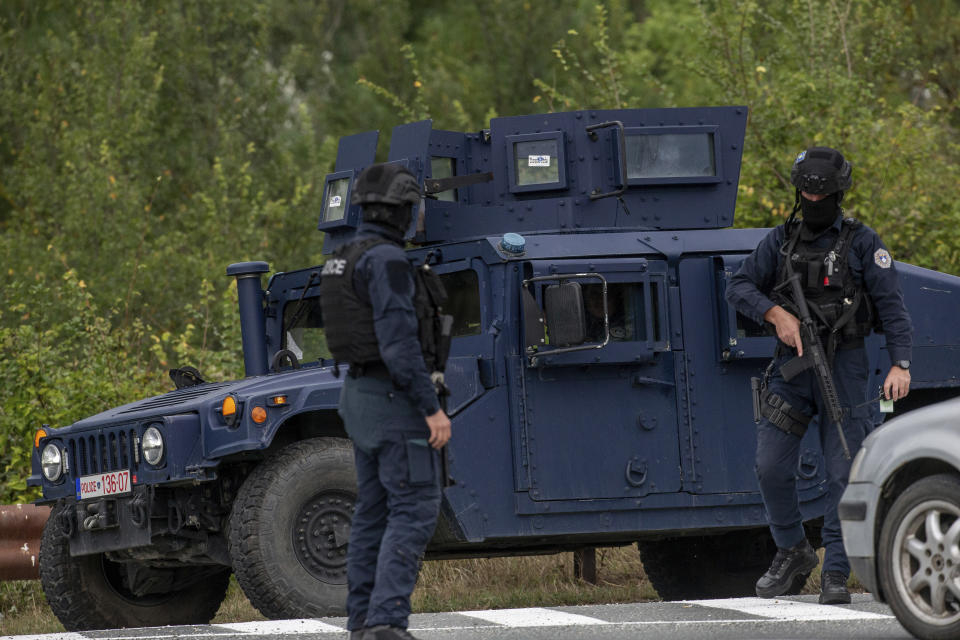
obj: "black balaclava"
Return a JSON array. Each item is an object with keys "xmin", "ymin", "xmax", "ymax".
[{"xmin": 800, "ymin": 192, "xmax": 841, "ymax": 233}]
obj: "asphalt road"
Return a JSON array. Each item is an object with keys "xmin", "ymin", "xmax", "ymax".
[{"xmin": 0, "ymin": 595, "xmax": 912, "ymax": 640}]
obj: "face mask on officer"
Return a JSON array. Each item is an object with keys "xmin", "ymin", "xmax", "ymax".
[
  {"xmin": 800, "ymin": 191, "xmax": 840, "ymax": 233},
  {"xmin": 790, "ymin": 147, "xmax": 852, "ymax": 233}
]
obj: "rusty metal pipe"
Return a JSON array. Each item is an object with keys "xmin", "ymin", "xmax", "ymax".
[{"xmin": 0, "ymin": 504, "xmax": 50, "ymax": 580}]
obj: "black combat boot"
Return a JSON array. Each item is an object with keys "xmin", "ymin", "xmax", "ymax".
[
  {"xmin": 362, "ymin": 625, "xmax": 420, "ymax": 640},
  {"xmin": 819, "ymin": 570, "xmax": 851, "ymax": 604},
  {"xmin": 755, "ymin": 539, "xmax": 818, "ymax": 598}
]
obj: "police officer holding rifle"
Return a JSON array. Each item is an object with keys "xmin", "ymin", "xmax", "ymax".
[
  {"xmin": 320, "ymin": 163, "xmax": 453, "ymax": 640},
  {"xmin": 727, "ymin": 147, "xmax": 912, "ymax": 605}
]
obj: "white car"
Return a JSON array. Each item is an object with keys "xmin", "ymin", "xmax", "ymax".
[{"xmin": 840, "ymin": 397, "xmax": 960, "ymax": 640}]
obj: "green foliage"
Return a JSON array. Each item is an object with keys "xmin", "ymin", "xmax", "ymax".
[
  {"xmin": 356, "ymin": 44, "xmax": 431, "ymax": 123},
  {"xmin": 530, "ymin": 0, "xmax": 960, "ymax": 273},
  {"xmin": 677, "ymin": 0, "xmax": 960, "ymax": 273},
  {"xmin": 0, "ymin": 0, "xmax": 959, "ymax": 507}
]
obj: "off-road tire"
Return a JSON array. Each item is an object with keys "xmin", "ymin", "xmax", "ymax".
[
  {"xmin": 878, "ymin": 473, "xmax": 960, "ymax": 640},
  {"xmin": 639, "ymin": 528, "xmax": 809, "ymax": 600},
  {"xmin": 228, "ymin": 437, "xmax": 356, "ymax": 619},
  {"xmin": 39, "ymin": 504, "xmax": 230, "ymax": 631}
]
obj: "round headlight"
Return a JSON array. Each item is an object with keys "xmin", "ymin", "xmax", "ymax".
[
  {"xmin": 142, "ymin": 426, "xmax": 164, "ymax": 466},
  {"xmin": 41, "ymin": 443, "xmax": 63, "ymax": 482}
]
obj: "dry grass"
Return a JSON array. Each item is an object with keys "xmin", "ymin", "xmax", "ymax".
[
  {"xmin": 414, "ymin": 547, "xmax": 657, "ymax": 611},
  {"xmin": 0, "ymin": 546, "xmax": 860, "ymax": 635},
  {"xmin": 0, "ymin": 581, "xmax": 63, "ymax": 636},
  {"xmin": 0, "ymin": 549, "xmax": 654, "ymax": 634}
]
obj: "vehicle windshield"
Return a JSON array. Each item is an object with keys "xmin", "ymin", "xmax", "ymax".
[{"xmin": 282, "ymin": 297, "xmax": 331, "ymax": 364}]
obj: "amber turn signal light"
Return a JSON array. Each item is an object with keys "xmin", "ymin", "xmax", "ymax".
[
  {"xmin": 222, "ymin": 395, "xmax": 239, "ymax": 427},
  {"xmin": 251, "ymin": 406, "xmax": 267, "ymax": 424},
  {"xmin": 34, "ymin": 428, "xmax": 47, "ymax": 449}
]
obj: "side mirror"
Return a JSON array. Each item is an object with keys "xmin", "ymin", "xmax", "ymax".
[{"xmin": 544, "ymin": 282, "xmax": 586, "ymax": 347}]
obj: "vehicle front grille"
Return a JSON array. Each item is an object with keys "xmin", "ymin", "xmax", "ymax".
[{"xmin": 69, "ymin": 428, "xmax": 138, "ymax": 476}]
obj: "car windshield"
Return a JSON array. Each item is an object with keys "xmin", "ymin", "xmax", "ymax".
[{"xmin": 282, "ymin": 297, "xmax": 331, "ymax": 364}]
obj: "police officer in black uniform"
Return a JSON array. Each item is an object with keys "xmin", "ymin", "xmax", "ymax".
[
  {"xmin": 726, "ymin": 147, "xmax": 912, "ymax": 604},
  {"xmin": 320, "ymin": 163, "xmax": 452, "ymax": 640}
]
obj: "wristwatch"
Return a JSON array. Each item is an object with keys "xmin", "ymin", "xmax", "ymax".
[{"xmin": 895, "ymin": 360, "xmax": 911, "ymax": 370}]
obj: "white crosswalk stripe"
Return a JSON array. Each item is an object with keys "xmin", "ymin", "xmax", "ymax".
[
  {"xmin": 458, "ymin": 607, "xmax": 607, "ymax": 627},
  {"xmin": 682, "ymin": 597, "xmax": 893, "ymax": 621},
  {"xmin": 214, "ymin": 620, "xmax": 346, "ymax": 634}
]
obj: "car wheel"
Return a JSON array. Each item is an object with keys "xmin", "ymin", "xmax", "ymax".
[
  {"xmin": 878, "ymin": 473, "xmax": 960, "ymax": 640},
  {"xmin": 228, "ymin": 437, "xmax": 356, "ymax": 619},
  {"xmin": 39, "ymin": 504, "xmax": 231, "ymax": 631}
]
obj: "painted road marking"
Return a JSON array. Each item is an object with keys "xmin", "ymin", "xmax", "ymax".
[
  {"xmin": 0, "ymin": 597, "xmax": 898, "ymax": 640},
  {"xmin": 1, "ymin": 635, "xmax": 88, "ymax": 640},
  {"xmin": 459, "ymin": 607, "xmax": 607, "ymax": 627},
  {"xmin": 214, "ymin": 620, "xmax": 345, "ymax": 634},
  {"xmin": 683, "ymin": 597, "xmax": 893, "ymax": 621}
]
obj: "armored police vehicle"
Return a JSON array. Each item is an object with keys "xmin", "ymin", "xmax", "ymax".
[{"xmin": 29, "ymin": 107, "xmax": 960, "ymax": 630}]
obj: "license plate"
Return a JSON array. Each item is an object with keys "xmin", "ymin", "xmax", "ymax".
[{"xmin": 76, "ymin": 470, "xmax": 131, "ymax": 500}]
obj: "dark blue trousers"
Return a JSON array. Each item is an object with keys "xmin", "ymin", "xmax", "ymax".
[
  {"xmin": 755, "ymin": 347, "xmax": 871, "ymax": 576},
  {"xmin": 338, "ymin": 375, "xmax": 441, "ymax": 632}
]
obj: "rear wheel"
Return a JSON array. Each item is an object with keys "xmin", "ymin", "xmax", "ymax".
[
  {"xmin": 39, "ymin": 505, "xmax": 230, "ymax": 631},
  {"xmin": 228, "ymin": 437, "xmax": 356, "ymax": 619},
  {"xmin": 639, "ymin": 528, "xmax": 810, "ymax": 600},
  {"xmin": 878, "ymin": 473, "xmax": 960, "ymax": 640}
]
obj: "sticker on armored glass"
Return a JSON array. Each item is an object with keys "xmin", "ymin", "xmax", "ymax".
[
  {"xmin": 528, "ymin": 155, "xmax": 551, "ymax": 167},
  {"xmin": 329, "ymin": 195, "xmax": 342, "ymax": 207},
  {"xmin": 874, "ymin": 248, "xmax": 892, "ymax": 269}
]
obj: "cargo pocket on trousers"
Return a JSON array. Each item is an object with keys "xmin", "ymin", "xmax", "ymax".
[{"xmin": 405, "ymin": 438, "xmax": 435, "ymax": 486}]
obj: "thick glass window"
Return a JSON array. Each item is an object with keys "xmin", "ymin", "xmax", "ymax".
[
  {"xmin": 282, "ymin": 298, "xmax": 331, "ymax": 363},
  {"xmin": 430, "ymin": 157, "xmax": 457, "ymax": 202},
  {"xmin": 582, "ymin": 283, "xmax": 634, "ymax": 342},
  {"xmin": 626, "ymin": 133, "xmax": 716, "ymax": 179},
  {"xmin": 439, "ymin": 270, "xmax": 481, "ymax": 337},
  {"xmin": 580, "ymin": 281, "xmax": 664, "ymax": 344},
  {"xmin": 514, "ymin": 139, "xmax": 560, "ymax": 186},
  {"xmin": 322, "ymin": 177, "xmax": 351, "ymax": 222}
]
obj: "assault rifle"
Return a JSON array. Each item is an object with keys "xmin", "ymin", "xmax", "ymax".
[{"xmin": 775, "ymin": 272, "xmax": 852, "ymax": 459}]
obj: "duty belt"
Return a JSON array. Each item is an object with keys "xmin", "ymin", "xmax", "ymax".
[{"xmin": 347, "ymin": 361, "xmax": 391, "ymax": 380}]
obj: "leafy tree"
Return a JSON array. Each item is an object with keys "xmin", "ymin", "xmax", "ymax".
[
  {"xmin": 1, "ymin": 0, "xmax": 959, "ymax": 504},
  {"xmin": 532, "ymin": 0, "xmax": 960, "ymax": 272}
]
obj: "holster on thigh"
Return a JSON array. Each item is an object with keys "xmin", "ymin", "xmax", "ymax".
[{"xmin": 760, "ymin": 389, "xmax": 812, "ymax": 437}]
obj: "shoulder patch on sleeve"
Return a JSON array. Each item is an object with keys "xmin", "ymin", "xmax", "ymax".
[
  {"xmin": 874, "ymin": 248, "xmax": 892, "ymax": 269},
  {"xmin": 385, "ymin": 259, "xmax": 414, "ymax": 295}
]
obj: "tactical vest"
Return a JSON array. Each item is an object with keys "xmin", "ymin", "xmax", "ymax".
[
  {"xmin": 770, "ymin": 218, "xmax": 875, "ymax": 342},
  {"xmin": 318, "ymin": 237, "xmax": 450, "ymax": 372}
]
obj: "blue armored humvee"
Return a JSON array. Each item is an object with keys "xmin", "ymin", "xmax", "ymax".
[{"xmin": 29, "ymin": 106, "xmax": 960, "ymax": 630}]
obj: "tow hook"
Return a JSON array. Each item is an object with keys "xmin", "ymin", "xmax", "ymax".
[{"xmin": 82, "ymin": 500, "xmax": 118, "ymax": 531}]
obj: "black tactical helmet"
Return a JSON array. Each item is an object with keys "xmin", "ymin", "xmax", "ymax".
[
  {"xmin": 790, "ymin": 146, "xmax": 852, "ymax": 195},
  {"xmin": 353, "ymin": 163, "xmax": 421, "ymax": 207}
]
